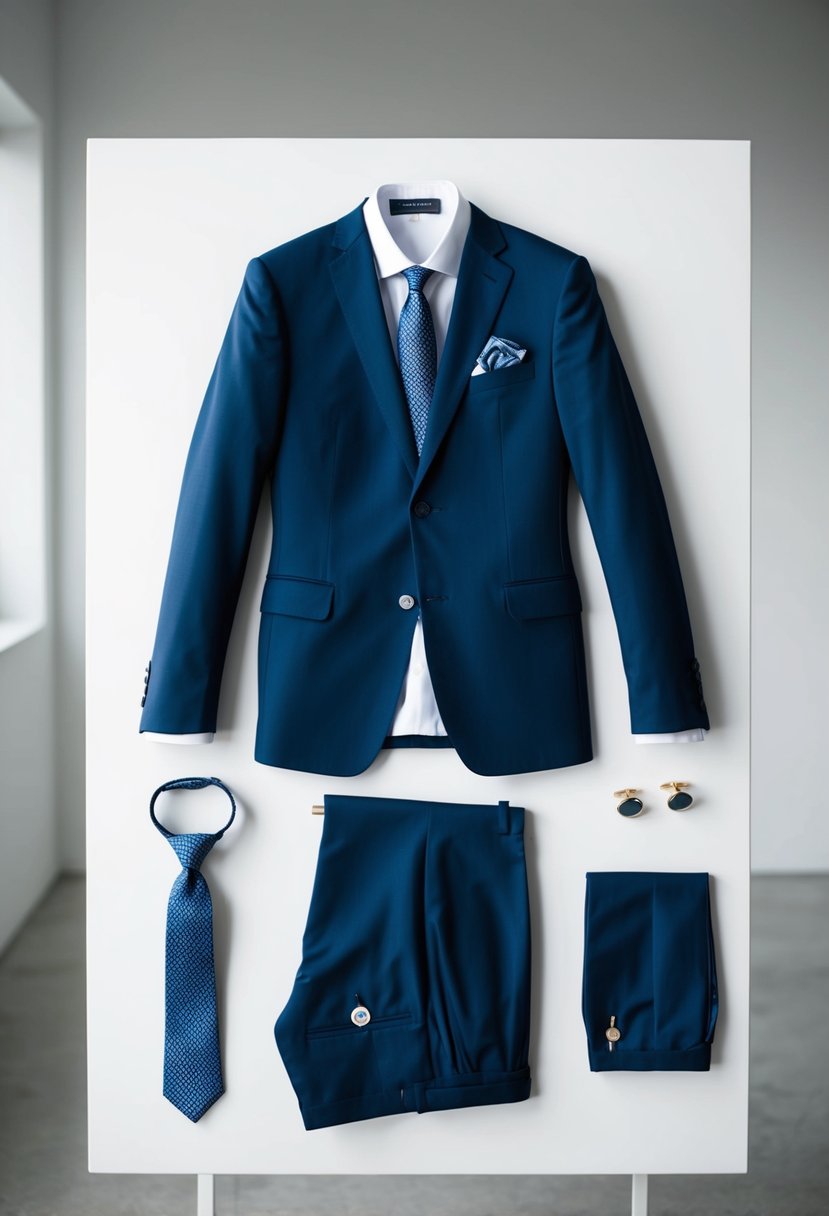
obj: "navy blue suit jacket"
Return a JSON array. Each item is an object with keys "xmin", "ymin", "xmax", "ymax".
[{"xmin": 139, "ymin": 197, "xmax": 709, "ymax": 776}]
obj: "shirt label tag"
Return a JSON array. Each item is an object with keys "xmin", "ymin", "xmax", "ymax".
[{"xmin": 388, "ymin": 197, "xmax": 441, "ymax": 216}]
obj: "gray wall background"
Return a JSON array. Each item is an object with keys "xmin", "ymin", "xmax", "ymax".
[
  {"xmin": 0, "ymin": 0, "xmax": 57, "ymax": 949},
  {"xmin": 2, "ymin": 2, "xmax": 827, "ymax": 925}
]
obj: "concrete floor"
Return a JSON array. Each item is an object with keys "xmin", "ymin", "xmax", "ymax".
[{"xmin": 0, "ymin": 876, "xmax": 827, "ymax": 1216}]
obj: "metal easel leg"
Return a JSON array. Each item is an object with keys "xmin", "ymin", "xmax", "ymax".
[
  {"xmin": 197, "ymin": 1173, "xmax": 215, "ymax": 1216},
  {"xmin": 631, "ymin": 1173, "xmax": 649, "ymax": 1216}
]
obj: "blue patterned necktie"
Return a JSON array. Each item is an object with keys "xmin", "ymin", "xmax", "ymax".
[
  {"xmin": 397, "ymin": 265, "xmax": 437, "ymax": 455},
  {"xmin": 150, "ymin": 776, "xmax": 237, "ymax": 1122}
]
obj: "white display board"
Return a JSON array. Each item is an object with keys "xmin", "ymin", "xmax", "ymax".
[{"xmin": 86, "ymin": 138, "xmax": 749, "ymax": 1175}]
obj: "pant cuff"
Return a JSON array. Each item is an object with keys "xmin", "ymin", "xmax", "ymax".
[
  {"xmin": 299, "ymin": 1067, "xmax": 532, "ymax": 1130},
  {"xmin": 588, "ymin": 1043, "xmax": 712, "ymax": 1072}
]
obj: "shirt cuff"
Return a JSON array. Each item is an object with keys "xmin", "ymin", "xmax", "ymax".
[
  {"xmin": 142, "ymin": 732, "xmax": 215, "ymax": 744},
  {"xmin": 632, "ymin": 729, "xmax": 705, "ymax": 744}
]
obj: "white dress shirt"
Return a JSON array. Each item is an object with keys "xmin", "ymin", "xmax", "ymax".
[{"xmin": 146, "ymin": 178, "xmax": 702, "ymax": 746}]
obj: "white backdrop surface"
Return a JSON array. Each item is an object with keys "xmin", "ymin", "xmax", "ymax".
[{"xmin": 86, "ymin": 138, "xmax": 749, "ymax": 1175}]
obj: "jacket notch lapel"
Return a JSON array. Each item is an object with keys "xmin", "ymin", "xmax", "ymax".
[
  {"xmin": 330, "ymin": 223, "xmax": 419, "ymax": 479},
  {"xmin": 412, "ymin": 208, "xmax": 513, "ymax": 494}
]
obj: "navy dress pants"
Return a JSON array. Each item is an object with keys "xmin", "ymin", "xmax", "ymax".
[
  {"xmin": 582, "ymin": 871, "xmax": 719, "ymax": 1071},
  {"xmin": 274, "ymin": 793, "xmax": 532, "ymax": 1129}
]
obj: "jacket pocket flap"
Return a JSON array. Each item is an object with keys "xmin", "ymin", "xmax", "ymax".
[
  {"xmin": 260, "ymin": 575, "xmax": 334, "ymax": 620},
  {"xmin": 504, "ymin": 576, "xmax": 582, "ymax": 620}
]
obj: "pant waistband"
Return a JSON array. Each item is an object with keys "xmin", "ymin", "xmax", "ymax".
[{"xmin": 321, "ymin": 792, "xmax": 524, "ymax": 835}]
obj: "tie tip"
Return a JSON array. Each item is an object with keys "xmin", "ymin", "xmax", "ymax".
[{"xmin": 164, "ymin": 1085, "xmax": 224, "ymax": 1122}]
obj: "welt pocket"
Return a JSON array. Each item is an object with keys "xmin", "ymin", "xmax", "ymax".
[
  {"xmin": 504, "ymin": 575, "xmax": 582, "ymax": 620},
  {"xmin": 259, "ymin": 574, "xmax": 334, "ymax": 620},
  {"xmin": 467, "ymin": 358, "xmax": 536, "ymax": 394},
  {"xmin": 305, "ymin": 1011, "xmax": 412, "ymax": 1040}
]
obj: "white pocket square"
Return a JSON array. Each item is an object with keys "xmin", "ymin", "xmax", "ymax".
[{"xmin": 470, "ymin": 335, "xmax": 528, "ymax": 376}]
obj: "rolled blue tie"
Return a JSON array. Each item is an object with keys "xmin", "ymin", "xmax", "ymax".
[
  {"xmin": 397, "ymin": 265, "xmax": 437, "ymax": 455},
  {"xmin": 150, "ymin": 776, "xmax": 237, "ymax": 1122}
]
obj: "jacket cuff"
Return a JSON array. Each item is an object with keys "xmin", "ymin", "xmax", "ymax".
[
  {"xmin": 141, "ymin": 731, "xmax": 215, "ymax": 744},
  {"xmin": 633, "ymin": 728, "xmax": 705, "ymax": 744}
]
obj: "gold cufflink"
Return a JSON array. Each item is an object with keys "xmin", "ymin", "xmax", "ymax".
[
  {"xmin": 660, "ymin": 781, "xmax": 694, "ymax": 810},
  {"xmin": 614, "ymin": 788, "xmax": 644, "ymax": 817},
  {"xmin": 605, "ymin": 1014, "xmax": 621, "ymax": 1051}
]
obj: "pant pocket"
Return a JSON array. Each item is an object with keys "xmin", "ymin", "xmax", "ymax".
[
  {"xmin": 278, "ymin": 1012, "xmax": 413, "ymax": 1112},
  {"xmin": 305, "ymin": 1011, "xmax": 412, "ymax": 1040}
]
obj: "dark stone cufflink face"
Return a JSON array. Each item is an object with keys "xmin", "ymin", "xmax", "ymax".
[
  {"xmin": 614, "ymin": 789, "xmax": 644, "ymax": 818},
  {"xmin": 660, "ymin": 781, "xmax": 694, "ymax": 811}
]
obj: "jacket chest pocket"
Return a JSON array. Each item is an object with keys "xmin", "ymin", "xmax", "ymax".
[{"xmin": 467, "ymin": 358, "xmax": 536, "ymax": 396}]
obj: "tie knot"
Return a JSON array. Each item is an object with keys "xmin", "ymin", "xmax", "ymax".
[
  {"xmin": 167, "ymin": 831, "xmax": 217, "ymax": 872},
  {"xmin": 401, "ymin": 264, "xmax": 434, "ymax": 294}
]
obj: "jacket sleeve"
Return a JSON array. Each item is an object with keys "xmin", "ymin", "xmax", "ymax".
[
  {"xmin": 139, "ymin": 255, "xmax": 286, "ymax": 735},
  {"xmin": 552, "ymin": 254, "xmax": 709, "ymax": 734}
]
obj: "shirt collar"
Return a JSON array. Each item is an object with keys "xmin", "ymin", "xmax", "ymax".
[{"xmin": 363, "ymin": 179, "xmax": 471, "ymax": 279}]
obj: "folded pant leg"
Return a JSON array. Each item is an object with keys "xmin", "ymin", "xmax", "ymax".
[
  {"xmin": 274, "ymin": 794, "xmax": 430, "ymax": 1127},
  {"xmin": 582, "ymin": 871, "xmax": 718, "ymax": 1072},
  {"xmin": 422, "ymin": 798, "xmax": 532, "ymax": 1090}
]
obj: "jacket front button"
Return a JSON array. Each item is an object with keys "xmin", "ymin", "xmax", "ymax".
[
  {"xmin": 398, "ymin": 594, "xmax": 416, "ymax": 610},
  {"xmin": 413, "ymin": 501, "xmax": 431, "ymax": 518}
]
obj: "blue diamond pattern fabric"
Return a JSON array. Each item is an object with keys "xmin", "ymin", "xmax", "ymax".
[
  {"xmin": 150, "ymin": 777, "xmax": 236, "ymax": 1122},
  {"xmin": 397, "ymin": 265, "xmax": 437, "ymax": 455}
]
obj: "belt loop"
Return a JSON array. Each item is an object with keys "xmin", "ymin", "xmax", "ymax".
[{"xmin": 498, "ymin": 800, "xmax": 510, "ymax": 835}]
